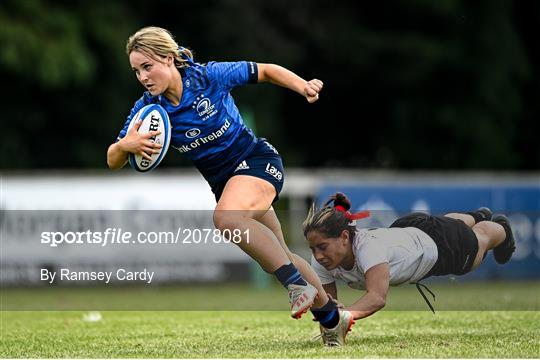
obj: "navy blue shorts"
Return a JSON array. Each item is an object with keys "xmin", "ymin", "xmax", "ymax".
[{"xmin": 209, "ymin": 138, "xmax": 285, "ymax": 202}]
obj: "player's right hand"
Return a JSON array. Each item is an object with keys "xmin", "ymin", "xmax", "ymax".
[{"xmin": 119, "ymin": 120, "xmax": 163, "ymax": 161}]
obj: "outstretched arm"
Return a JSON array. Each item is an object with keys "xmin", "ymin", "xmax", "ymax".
[
  {"xmin": 346, "ymin": 263, "xmax": 390, "ymax": 320},
  {"xmin": 257, "ymin": 63, "xmax": 323, "ymax": 103}
]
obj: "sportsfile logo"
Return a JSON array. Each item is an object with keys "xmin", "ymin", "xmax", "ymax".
[
  {"xmin": 192, "ymin": 94, "xmax": 217, "ymax": 120},
  {"xmin": 265, "ymin": 163, "xmax": 283, "ymax": 181}
]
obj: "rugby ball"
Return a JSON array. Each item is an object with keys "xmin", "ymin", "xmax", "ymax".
[{"xmin": 127, "ymin": 104, "xmax": 171, "ymax": 172}]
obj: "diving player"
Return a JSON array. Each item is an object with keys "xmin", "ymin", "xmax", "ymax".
[{"xmin": 303, "ymin": 192, "xmax": 516, "ymax": 346}]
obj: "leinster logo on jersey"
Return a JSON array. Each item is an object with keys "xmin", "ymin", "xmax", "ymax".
[
  {"xmin": 185, "ymin": 128, "xmax": 201, "ymax": 139},
  {"xmin": 192, "ymin": 94, "xmax": 217, "ymax": 121}
]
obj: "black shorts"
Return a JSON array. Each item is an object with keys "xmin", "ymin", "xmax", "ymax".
[
  {"xmin": 390, "ymin": 213, "xmax": 479, "ymax": 277},
  {"xmin": 209, "ymin": 138, "xmax": 284, "ymax": 202}
]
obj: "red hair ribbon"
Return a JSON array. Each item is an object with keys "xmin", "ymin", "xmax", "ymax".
[{"xmin": 335, "ymin": 205, "xmax": 370, "ymax": 220}]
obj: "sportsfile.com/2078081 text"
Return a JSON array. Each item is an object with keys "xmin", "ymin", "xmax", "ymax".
[{"xmin": 39, "ymin": 228, "xmax": 250, "ymax": 247}]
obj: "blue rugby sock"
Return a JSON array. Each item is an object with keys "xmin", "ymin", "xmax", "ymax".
[
  {"xmin": 274, "ymin": 263, "xmax": 307, "ymax": 287},
  {"xmin": 311, "ymin": 299, "xmax": 340, "ymax": 328}
]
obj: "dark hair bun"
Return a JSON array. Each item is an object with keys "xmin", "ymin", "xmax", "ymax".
[{"xmin": 326, "ymin": 192, "xmax": 351, "ymax": 210}]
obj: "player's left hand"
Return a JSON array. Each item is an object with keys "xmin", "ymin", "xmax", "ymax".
[{"xmin": 304, "ymin": 79, "xmax": 323, "ymax": 103}]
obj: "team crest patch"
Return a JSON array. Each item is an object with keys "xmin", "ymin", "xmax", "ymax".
[{"xmin": 192, "ymin": 94, "xmax": 217, "ymax": 120}]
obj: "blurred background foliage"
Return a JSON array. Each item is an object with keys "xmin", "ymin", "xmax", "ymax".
[{"xmin": 1, "ymin": 0, "xmax": 538, "ymax": 170}]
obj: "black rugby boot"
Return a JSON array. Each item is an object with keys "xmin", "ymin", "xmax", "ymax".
[
  {"xmin": 492, "ymin": 214, "xmax": 516, "ymax": 264},
  {"xmin": 467, "ymin": 207, "xmax": 493, "ymax": 224}
]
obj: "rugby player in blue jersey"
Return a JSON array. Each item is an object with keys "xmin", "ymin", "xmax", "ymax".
[{"xmin": 107, "ymin": 26, "xmax": 342, "ymax": 322}]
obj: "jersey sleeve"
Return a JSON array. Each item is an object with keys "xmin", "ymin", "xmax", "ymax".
[
  {"xmin": 310, "ymin": 255, "xmax": 336, "ymax": 285},
  {"xmin": 116, "ymin": 96, "xmax": 148, "ymax": 142},
  {"xmin": 356, "ymin": 237, "xmax": 389, "ymax": 274},
  {"xmin": 206, "ymin": 61, "xmax": 258, "ymax": 91}
]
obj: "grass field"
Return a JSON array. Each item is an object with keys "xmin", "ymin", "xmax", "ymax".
[{"xmin": 1, "ymin": 282, "xmax": 539, "ymax": 358}]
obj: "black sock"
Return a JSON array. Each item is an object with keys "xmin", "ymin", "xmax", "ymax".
[
  {"xmin": 273, "ymin": 263, "xmax": 307, "ymax": 287},
  {"xmin": 311, "ymin": 299, "xmax": 340, "ymax": 328}
]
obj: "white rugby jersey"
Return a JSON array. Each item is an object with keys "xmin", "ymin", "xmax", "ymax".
[{"xmin": 311, "ymin": 227, "xmax": 438, "ymax": 289}]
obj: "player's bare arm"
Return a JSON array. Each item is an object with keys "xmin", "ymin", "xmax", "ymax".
[
  {"xmin": 346, "ymin": 263, "xmax": 390, "ymax": 320},
  {"xmin": 257, "ymin": 63, "xmax": 323, "ymax": 103}
]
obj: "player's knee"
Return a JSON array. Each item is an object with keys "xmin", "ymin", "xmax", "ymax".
[
  {"xmin": 213, "ymin": 211, "xmax": 249, "ymax": 235},
  {"xmin": 214, "ymin": 212, "xmax": 237, "ymax": 233}
]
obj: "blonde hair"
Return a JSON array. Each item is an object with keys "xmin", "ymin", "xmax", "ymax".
[
  {"xmin": 303, "ymin": 205, "xmax": 335, "ymax": 234},
  {"xmin": 126, "ymin": 26, "xmax": 194, "ymax": 68}
]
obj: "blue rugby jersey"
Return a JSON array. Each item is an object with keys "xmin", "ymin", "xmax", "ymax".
[{"xmin": 117, "ymin": 61, "xmax": 259, "ymax": 183}]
